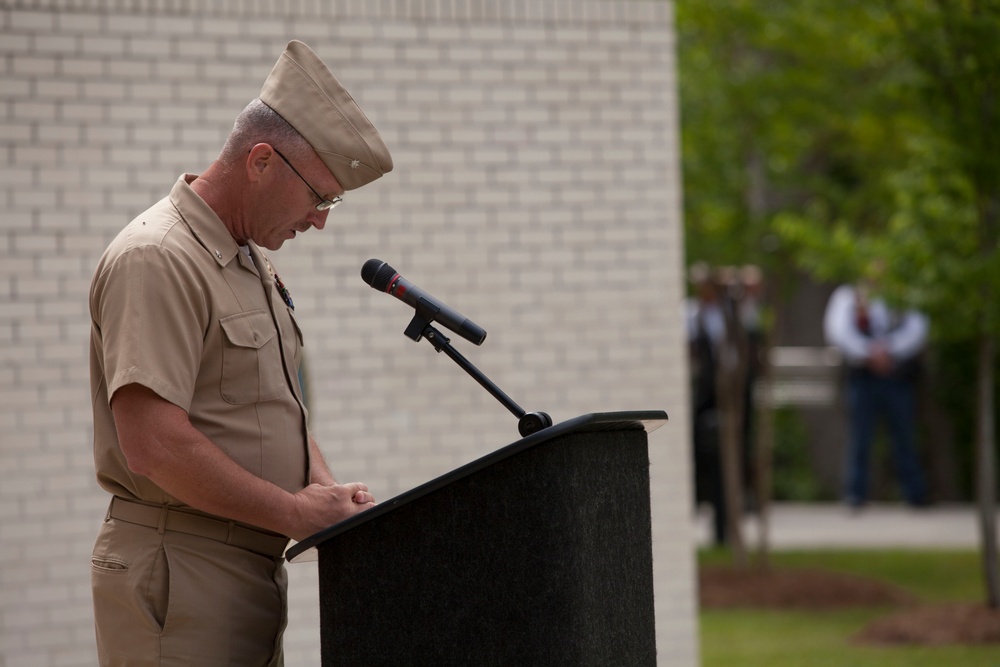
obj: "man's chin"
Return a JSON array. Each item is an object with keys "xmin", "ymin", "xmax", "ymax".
[{"xmin": 257, "ymin": 230, "xmax": 298, "ymax": 251}]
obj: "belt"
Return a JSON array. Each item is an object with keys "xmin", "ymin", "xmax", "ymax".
[{"xmin": 107, "ymin": 496, "xmax": 289, "ymax": 558}]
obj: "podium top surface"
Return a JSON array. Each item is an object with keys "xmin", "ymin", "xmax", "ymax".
[{"xmin": 286, "ymin": 410, "xmax": 667, "ymax": 562}]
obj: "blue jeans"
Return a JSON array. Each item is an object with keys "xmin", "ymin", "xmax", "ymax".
[{"xmin": 845, "ymin": 370, "xmax": 927, "ymax": 505}]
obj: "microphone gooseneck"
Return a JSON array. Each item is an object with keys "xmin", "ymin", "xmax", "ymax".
[{"xmin": 360, "ymin": 258, "xmax": 551, "ymax": 437}]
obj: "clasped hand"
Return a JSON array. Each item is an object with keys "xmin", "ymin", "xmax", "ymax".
[{"xmin": 290, "ymin": 481, "xmax": 376, "ymax": 541}]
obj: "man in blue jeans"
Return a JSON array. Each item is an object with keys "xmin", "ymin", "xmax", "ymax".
[{"xmin": 824, "ymin": 273, "xmax": 929, "ymax": 509}]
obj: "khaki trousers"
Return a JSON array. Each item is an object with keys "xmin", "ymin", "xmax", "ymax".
[{"xmin": 91, "ymin": 516, "xmax": 288, "ymax": 667}]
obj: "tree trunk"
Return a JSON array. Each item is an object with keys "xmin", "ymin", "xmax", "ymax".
[
  {"xmin": 975, "ymin": 332, "xmax": 1000, "ymax": 608},
  {"xmin": 752, "ymin": 271, "xmax": 789, "ymax": 571},
  {"xmin": 717, "ymin": 348, "xmax": 748, "ymax": 566},
  {"xmin": 753, "ymin": 334, "xmax": 774, "ymax": 570},
  {"xmin": 975, "ymin": 188, "xmax": 1000, "ymax": 608},
  {"xmin": 716, "ymin": 281, "xmax": 749, "ymax": 566}
]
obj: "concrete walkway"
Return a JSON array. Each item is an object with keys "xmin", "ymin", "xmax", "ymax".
[{"xmin": 694, "ymin": 502, "xmax": 994, "ymax": 550}]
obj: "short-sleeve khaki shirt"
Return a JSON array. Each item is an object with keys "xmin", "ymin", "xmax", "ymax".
[{"xmin": 90, "ymin": 174, "xmax": 310, "ymax": 514}]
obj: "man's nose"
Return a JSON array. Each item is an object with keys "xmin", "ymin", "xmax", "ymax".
[{"xmin": 309, "ymin": 209, "xmax": 330, "ymax": 231}]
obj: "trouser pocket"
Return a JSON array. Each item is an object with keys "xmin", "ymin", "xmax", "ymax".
[{"xmin": 92, "ymin": 519, "xmax": 170, "ymax": 666}]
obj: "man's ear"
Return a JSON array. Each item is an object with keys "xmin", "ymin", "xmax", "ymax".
[{"xmin": 246, "ymin": 143, "xmax": 274, "ymax": 183}]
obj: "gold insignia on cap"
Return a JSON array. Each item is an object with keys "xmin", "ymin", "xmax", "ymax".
[{"xmin": 259, "ymin": 40, "xmax": 393, "ymax": 191}]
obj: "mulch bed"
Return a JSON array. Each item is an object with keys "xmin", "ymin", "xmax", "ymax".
[
  {"xmin": 699, "ymin": 564, "xmax": 1000, "ymax": 645},
  {"xmin": 699, "ymin": 565, "xmax": 917, "ymax": 610},
  {"xmin": 853, "ymin": 603, "xmax": 1000, "ymax": 645}
]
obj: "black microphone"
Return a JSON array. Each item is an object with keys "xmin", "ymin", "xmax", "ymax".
[{"xmin": 361, "ymin": 259, "xmax": 487, "ymax": 345}]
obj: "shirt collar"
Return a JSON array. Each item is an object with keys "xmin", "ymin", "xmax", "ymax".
[{"xmin": 169, "ymin": 174, "xmax": 240, "ymax": 268}]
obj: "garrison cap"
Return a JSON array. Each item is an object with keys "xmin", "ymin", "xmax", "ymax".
[{"xmin": 259, "ymin": 40, "xmax": 392, "ymax": 191}]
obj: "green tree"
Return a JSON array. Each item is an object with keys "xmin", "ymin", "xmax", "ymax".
[
  {"xmin": 677, "ymin": 0, "xmax": 1000, "ymax": 605},
  {"xmin": 678, "ymin": 0, "xmax": 914, "ymax": 276},
  {"xmin": 783, "ymin": 0, "xmax": 1000, "ymax": 609},
  {"xmin": 880, "ymin": 0, "xmax": 1000, "ymax": 608},
  {"xmin": 676, "ymin": 0, "xmax": 921, "ymax": 565}
]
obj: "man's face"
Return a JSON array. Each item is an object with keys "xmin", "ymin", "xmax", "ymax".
[{"xmin": 250, "ymin": 145, "xmax": 343, "ymax": 251}]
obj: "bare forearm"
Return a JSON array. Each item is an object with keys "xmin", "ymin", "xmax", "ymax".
[
  {"xmin": 308, "ymin": 435, "xmax": 336, "ymax": 486},
  {"xmin": 122, "ymin": 410, "xmax": 299, "ymax": 535},
  {"xmin": 111, "ymin": 384, "xmax": 376, "ymax": 541}
]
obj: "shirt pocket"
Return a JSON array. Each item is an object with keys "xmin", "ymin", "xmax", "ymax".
[{"xmin": 219, "ymin": 310, "xmax": 286, "ymax": 404}]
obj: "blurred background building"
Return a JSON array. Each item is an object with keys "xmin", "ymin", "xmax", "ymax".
[{"xmin": 0, "ymin": 1, "xmax": 695, "ymax": 665}]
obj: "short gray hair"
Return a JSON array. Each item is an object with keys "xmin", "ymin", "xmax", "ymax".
[{"xmin": 219, "ymin": 99, "xmax": 311, "ymax": 164}]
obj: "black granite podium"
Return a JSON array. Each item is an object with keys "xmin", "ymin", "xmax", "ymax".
[{"xmin": 287, "ymin": 410, "xmax": 667, "ymax": 666}]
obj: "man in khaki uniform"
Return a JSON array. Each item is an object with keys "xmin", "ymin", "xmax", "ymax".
[{"xmin": 89, "ymin": 41, "xmax": 392, "ymax": 666}]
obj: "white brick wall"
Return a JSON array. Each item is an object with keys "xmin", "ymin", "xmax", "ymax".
[{"xmin": 0, "ymin": 1, "xmax": 696, "ymax": 665}]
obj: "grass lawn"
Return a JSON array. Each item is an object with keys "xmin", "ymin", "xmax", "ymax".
[{"xmin": 699, "ymin": 549, "xmax": 1000, "ymax": 667}]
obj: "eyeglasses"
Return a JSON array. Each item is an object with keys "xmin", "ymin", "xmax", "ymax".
[{"xmin": 272, "ymin": 147, "xmax": 343, "ymax": 211}]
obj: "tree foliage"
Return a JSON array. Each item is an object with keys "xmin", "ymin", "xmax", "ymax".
[
  {"xmin": 677, "ymin": 1, "xmax": 916, "ymax": 278},
  {"xmin": 677, "ymin": 0, "xmax": 1000, "ymax": 336},
  {"xmin": 676, "ymin": 0, "xmax": 1000, "ymax": 606}
]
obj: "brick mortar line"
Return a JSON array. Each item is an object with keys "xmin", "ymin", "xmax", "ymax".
[{"xmin": 0, "ymin": 0, "xmax": 670, "ymax": 23}]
